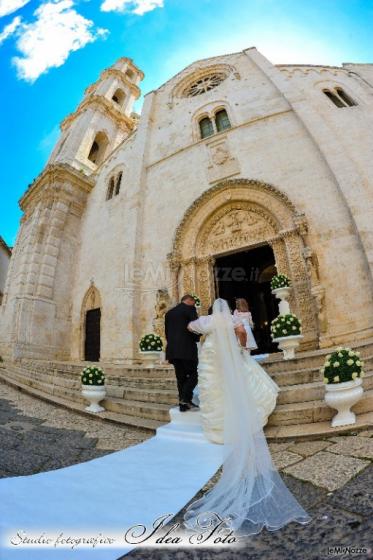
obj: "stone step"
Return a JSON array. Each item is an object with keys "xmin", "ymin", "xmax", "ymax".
[
  {"xmin": 103, "ymin": 397, "xmax": 171, "ymax": 422},
  {"xmin": 277, "ymin": 371, "xmax": 373, "ymax": 405},
  {"xmin": 270, "ymin": 354, "xmax": 373, "ymax": 386},
  {"xmin": 2, "ymin": 366, "xmax": 372, "ymax": 440},
  {"xmin": 122, "ymin": 387, "xmax": 178, "ymax": 405},
  {"xmin": 262, "ymin": 339, "xmax": 373, "ymax": 373},
  {"xmin": 268, "ymin": 388, "xmax": 373, "ymax": 426}
]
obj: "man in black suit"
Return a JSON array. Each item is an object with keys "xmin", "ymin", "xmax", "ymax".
[{"xmin": 165, "ymin": 294, "xmax": 201, "ymax": 412}]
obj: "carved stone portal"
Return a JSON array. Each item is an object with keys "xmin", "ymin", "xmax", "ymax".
[
  {"xmin": 168, "ymin": 179, "xmax": 321, "ymax": 350},
  {"xmin": 152, "ymin": 288, "xmax": 172, "ymax": 340}
]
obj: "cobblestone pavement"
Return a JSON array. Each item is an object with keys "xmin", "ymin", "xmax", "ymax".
[{"xmin": 0, "ymin": 380, "xmax": 372, "ymax": 560}]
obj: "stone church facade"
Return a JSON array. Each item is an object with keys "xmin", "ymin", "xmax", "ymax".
[{"xmin": 1, "ymin": 47, "xmax": 373, "ymax": 364}]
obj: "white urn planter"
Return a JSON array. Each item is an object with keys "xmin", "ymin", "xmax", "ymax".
[
  {"xmin": 139, "ymin": 350, "xmax": 162, "ymax": 368},
  {"xmin": 271, "ymin": 286, "xmax": 291, "ymax": 315},
  {"xmin": 273, "ymin": 334, "xmax": 304, "ymax": 360},
  {"xmin": 325, "ymin": 378, "xmax": 364, "ymax": 427},
  {"xmin": 81, "ymin": 384, "xmax": 106, "ymax": 413}
]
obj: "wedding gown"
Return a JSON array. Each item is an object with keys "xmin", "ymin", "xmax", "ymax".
[
  {"xmin": 183, "ymin": 298, "xmax": 311, "ymax": 534},
  {"xmin": 190, "ymin": 313, "xmax": 279, "ymax": 444}
]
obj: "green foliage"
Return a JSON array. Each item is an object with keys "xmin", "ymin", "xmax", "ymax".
[
  {"xmin": 80, "ymin": 366, "xmax": 105, "ymax": 385},
  {"xmin": 191, "ymin": 294, "xmax": 201, "ymax": 307},
  {"xmin": 271, "ymin": 274, "xmax": 291, "ymax": 290},
  {"xmin": 271, "ymin": 313, "xmax": 301, "ymax": 338},
  {"xmin": 139, "ymin": 334, "xmax": 163, "ymax": 352},
  {"xmin": 322, "ymin": 347, "xmax": 365, "ymax": 384}
]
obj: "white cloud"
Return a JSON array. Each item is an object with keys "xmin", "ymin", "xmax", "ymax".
[
  {"xmin": 0, "ymin": 0, "xmax": 30, "ymax": 17},
  {"xmin": 0, "ymin": 0, "xmax": 108, "ymax": 82},
  {"xmin": 101, "ymin": 0, "xmax": 163, "ymax": 15},
  {"xmin": 0, "ymin": 14, "xmax": 21, "ymax": 43}
]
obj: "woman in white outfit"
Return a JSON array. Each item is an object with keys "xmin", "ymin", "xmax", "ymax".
[
  {"xmin": 233, "ymin": 297, "xmax": 258, "ymax": 353},
  {"xmin": 189, "ymin": 302, "xmax": 279, "ymax": 443},
  {"xmin": 184, "ymin": 298, "xmax": 311, "ymax": 534}
]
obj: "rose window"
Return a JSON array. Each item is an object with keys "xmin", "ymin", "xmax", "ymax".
[{"xmin": 183, "ymin": 73, "xmax": 227, "ymax": 97}]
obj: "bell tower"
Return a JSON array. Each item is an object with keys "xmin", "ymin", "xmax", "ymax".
[{"xmin": 49, "ymin": 57, "xmax": 144, "ymax": 173}]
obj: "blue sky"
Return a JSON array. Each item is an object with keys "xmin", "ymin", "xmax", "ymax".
[{"xmin": 0, "ymin": 0, "xmax": 372, "ymax": 246}]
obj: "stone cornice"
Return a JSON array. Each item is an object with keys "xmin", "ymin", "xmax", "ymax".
[
  {"xmin": 0, "ymin": 236, "xmax": 12, "ymax": 256},
  {"xmin": 60, "ymin": 95, "xmax": 136, "ymax": 132},
  {"xmin": 101, "ymin": 69, "xmax": 141, "ymax": 97},
  {"xmin": 19, "ymin": 163, "xmax": 95, "ymax": 211}
]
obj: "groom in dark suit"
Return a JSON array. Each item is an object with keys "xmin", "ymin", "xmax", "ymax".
[{"xmin": 165, "ymin": 294, "xmax": 201, "ymax": 412}]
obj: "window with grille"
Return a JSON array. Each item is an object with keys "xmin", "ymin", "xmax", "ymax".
[
  {"xmin": 199, "ymin": 117, "xmax": 214, "ymax": 138},
  {"xmin": 215, "ymin": 109, "xmax": 231, "ymax": 132}
]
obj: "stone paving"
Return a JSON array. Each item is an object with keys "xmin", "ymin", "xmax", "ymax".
[{"xmin": 0, "ymin": 379, "xmax": 372, "ymax": 560}]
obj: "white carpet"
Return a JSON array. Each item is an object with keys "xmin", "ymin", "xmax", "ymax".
[{"xmin": 0, "ymin": 408, "xmax": 223, "ymax": 559}]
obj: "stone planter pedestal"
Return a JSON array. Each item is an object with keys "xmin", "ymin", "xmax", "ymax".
[
  {"xmin": 271, "ymin": 286, "xmax": 291, "ymax": 315},
  {"xmin": 81, "ymin": 384, "xmax": 106, "ymax": 413},
  {"xmin": 139, "ymin": 351, "xmax": 162, "ymax": 368},
  {"xmin": 325, "ymin": 378, "xmax": 364, "ymax": 427},
  {"xmin": 273, "ymin": 334, "xmax": 304, "ymax": 360}
]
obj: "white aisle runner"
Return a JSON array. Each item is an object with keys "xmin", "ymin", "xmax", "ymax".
[{"xmin": 0, "ymin": 408, "xmax": 223, "ymax": 560}]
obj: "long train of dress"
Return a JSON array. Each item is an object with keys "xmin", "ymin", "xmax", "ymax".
[{"xmin": 196, "ymin": 328, "xmax": 279, "ymax": 444}]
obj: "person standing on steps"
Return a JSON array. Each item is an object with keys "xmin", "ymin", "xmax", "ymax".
[{"xmin": 165, "ymin": 294, "xmax": 201, "ymax": 412}]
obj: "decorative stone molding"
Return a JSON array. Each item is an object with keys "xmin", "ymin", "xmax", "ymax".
[
  {"xmin": 205, "ymin": 136, "xmax": 240, "ymax": 183},
  {"xmin": 19, "ymin": 163, "xmax": 94, "ymax": 212},
  {"xmin": 170, "ymin": 179, "xmax": 319, "ymax": 348},
  {"xmin": 60, "ymin": 95, "xmax": 136, "ymax": 133},
  {"xmin": 152, "ymin": 288, "xmax": 172, "ymax": 339}
]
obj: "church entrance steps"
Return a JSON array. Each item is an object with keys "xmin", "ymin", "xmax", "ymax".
[
  {"xmin": 1, "ymin": 339, "xmax": 373, "ymax": 439},
  {"xmin": 0, "ymin": 365, "xmax": 163, "ymax": 432}
]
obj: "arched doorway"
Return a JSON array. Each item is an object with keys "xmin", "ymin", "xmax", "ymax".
[
  {"xmin": 81, "ymin": 285, "xmax": 102, "ymax": 361},
  {"xmin": 168, "ymin": 179, "xmax": 320, "ymax": 351},
  {"xmin": 214, "ymin": 244, "xmax": 278, "ymax": 354}
]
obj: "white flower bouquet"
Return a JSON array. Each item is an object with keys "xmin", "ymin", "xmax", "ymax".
[
  {"xmin": 139, "ymin": 334, "xmax": 163, "ymax": 352},
  {"xmin": 271, "ymin": 313, "xmax": 301, "ymax": 338},
  {"xmin": 270, "ymin": 274, "xmax": 291, "ymax": 290},
  {"xmin": 81, "ymin": 366, "xmax": 105, "ymax": 385},
  {"xmin": 321, "ymin": 347, "xmax": 365, "ymax": 384}
]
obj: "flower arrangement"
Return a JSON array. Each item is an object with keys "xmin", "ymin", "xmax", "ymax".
[
  {"xmin": 271, "ymin": 313, "xmax": 302, "ymax": 339},
  {"xmin": 270, "ymin": 274, "xmax": 291, "ymax": 290},
  {"xmin": 81, "ymin": 366, "xmax": 105, "ymax": 385},
  {"xmin": 139, "ymin": 334, "xmax": 163, "ymax": 352},
  {"xmin": 321, "ymin": 347, "xmax": 365, "ymax": 384},
  {"xmin": 191, "ymin": 294, "xmax": 201, "ymax": 308}
]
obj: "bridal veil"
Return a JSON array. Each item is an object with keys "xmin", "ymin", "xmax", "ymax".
[{"xmin": 183, "ymin": 298, "xmax": 311, "ymax": 534}]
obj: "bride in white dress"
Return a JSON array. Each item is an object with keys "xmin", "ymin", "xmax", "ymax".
[
  {"xmin": 183, "ymin": 298, "xmax": 311, "ymax": 534},
  {"xmin": 188, "ymin": 303, "xmax": 279, "ymax": 444}
]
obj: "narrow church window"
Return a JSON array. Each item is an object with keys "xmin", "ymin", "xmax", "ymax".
[
  {"xmin": 107, "ymin": 177, "xmax": 115, "ymax": 200},
  {"xmin": 115, "ymin": 172, "xmax": 123, "ymax": 195},
  {"xmin": 112, "ymin": 88, "xmax": 126, "ymax": 107},
  {"xmin": 323, "ymin": 89, "xmax": 345, "ymax": 107},
  {"xmin": 199, "ymin": 117, "xmax": 214, "ymax": 139},
  {"xmin": 88, "ymin": 141, "xmax": 99, "ymax": 163},
  {"xmin": 335, "ymin": 88, "xmax": 357, "ymax": 107},
  {"xmin": 126, "ymin": 68, "xmax": 135, "ymax": 80},
  {"xmin": 215, "ymin": 109, "xmax": 231, "ymax": 132}
]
